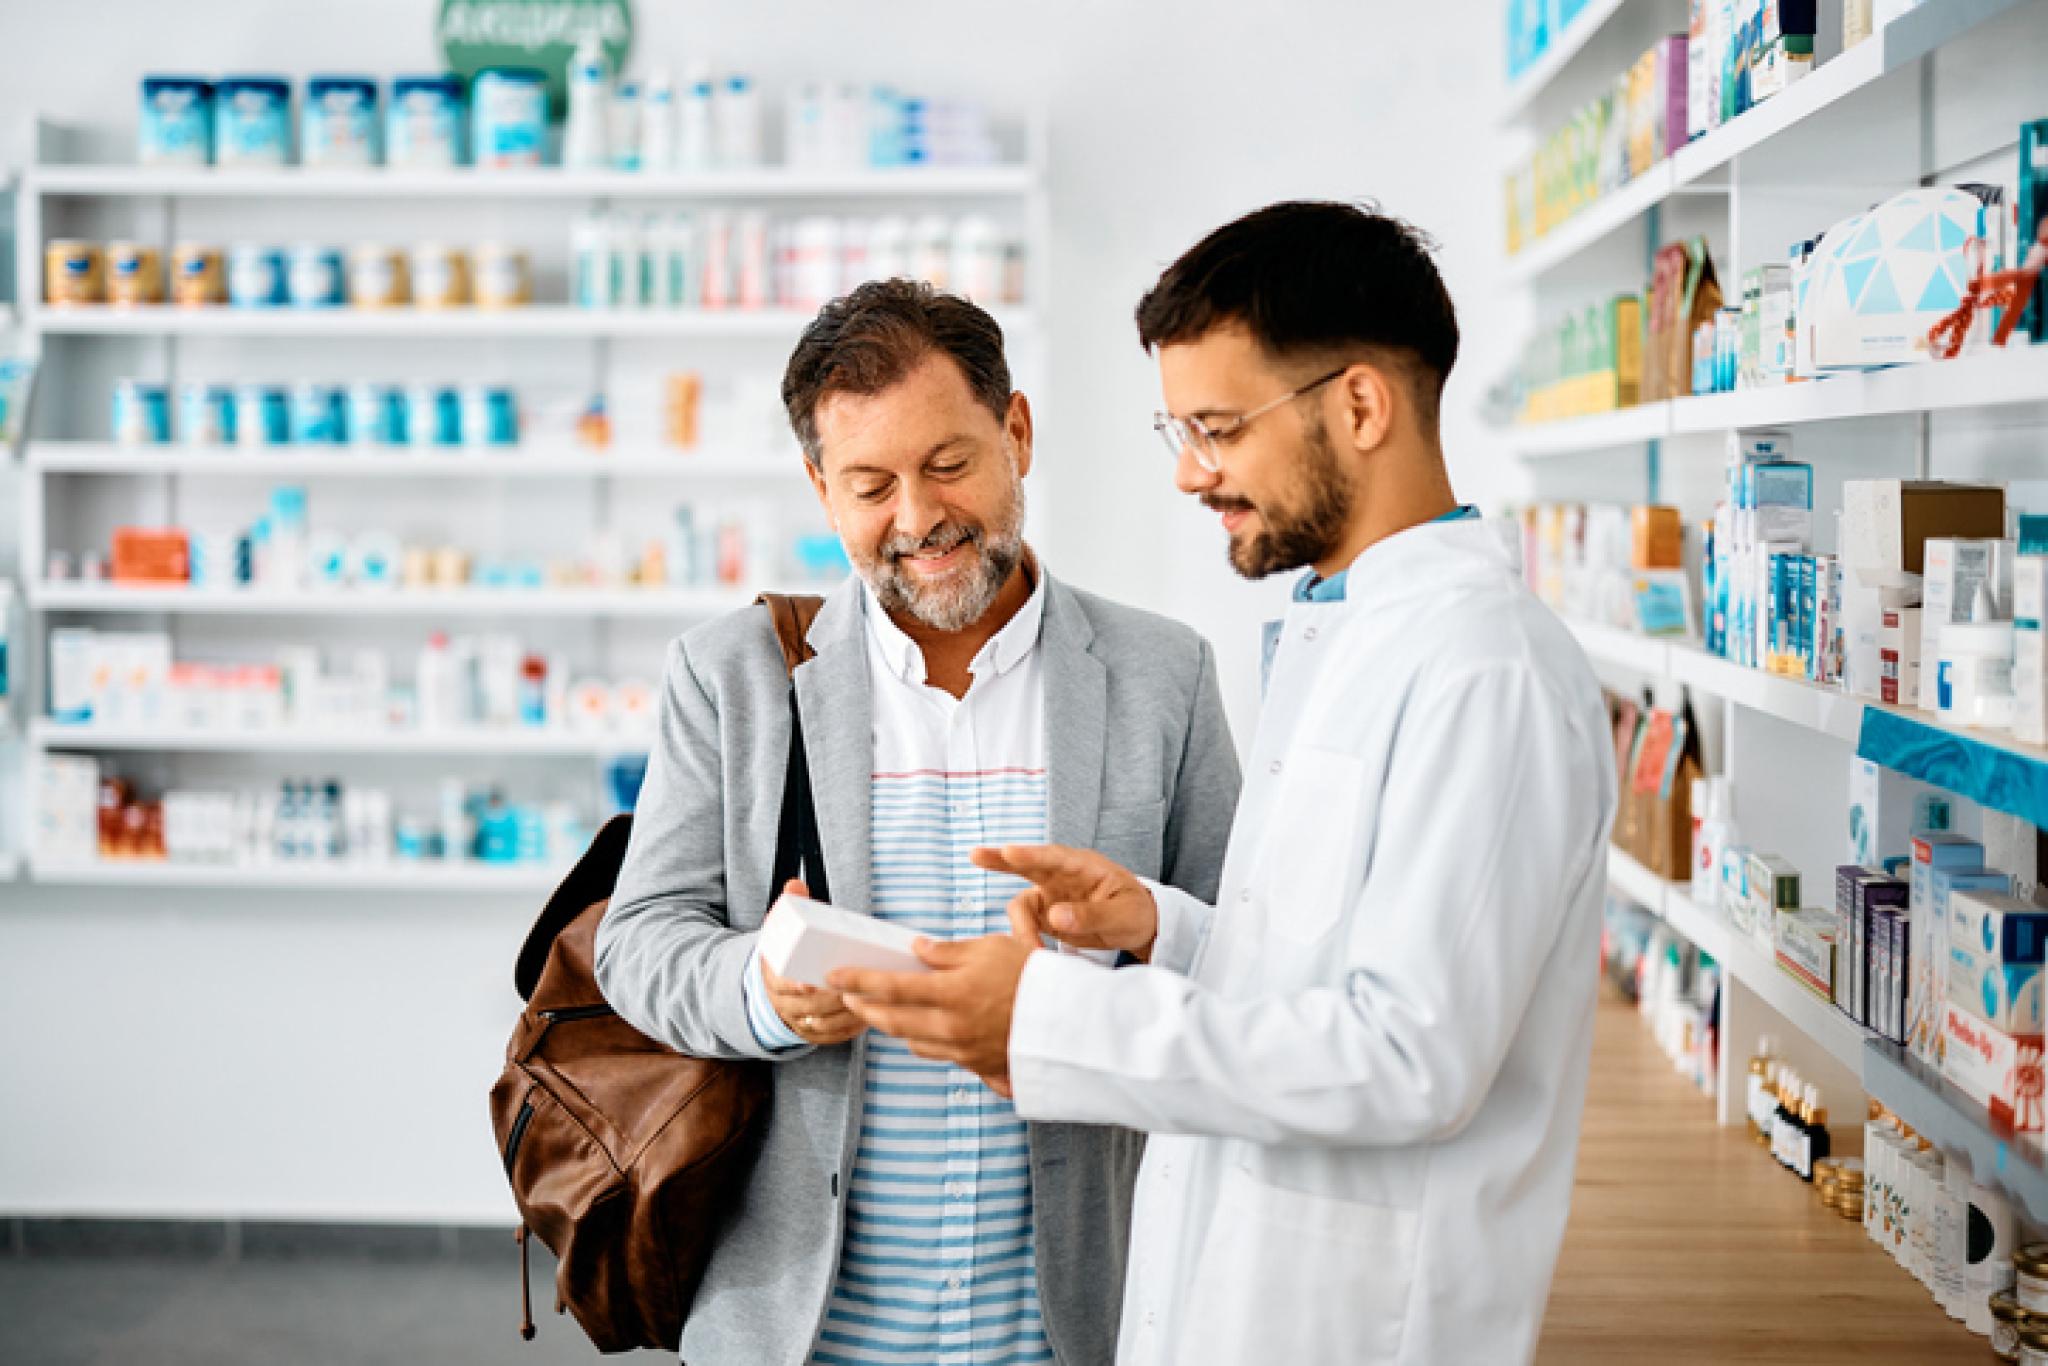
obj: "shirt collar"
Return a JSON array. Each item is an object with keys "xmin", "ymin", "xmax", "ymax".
[
  {"xmin": 1292, "ymin": 505, "xmax": 1479, "ymax": 604},
  {"xmin": 861, "ymin": 552, "xmax": 1046, "ymax": 687}
]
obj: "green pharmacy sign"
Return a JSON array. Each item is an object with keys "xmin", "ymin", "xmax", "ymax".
[{"xmin": 438, "ymin": 0, "xmax": 633, "ymax": 115}]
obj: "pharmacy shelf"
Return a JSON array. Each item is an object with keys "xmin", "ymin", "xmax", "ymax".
[
  {"xmin": 30, "ymin": 720, "xmax": 653, "ymax": 757},
  {"xmin": 1567, "ymin": 620, "xmax": 2048, "ymax": 826},
  {"xmin": 1502, "ymin": 166, "xmax": 1679, "ymax": 286},
  {"xmin": 24, "ymin": 164, "xmax": 1038, "ymax": 201},
  {"xmin": 27, "ymin": 582, "xmax": 756, "ymax": 620},
  {"xmin": 1501, "ymin": 0, "xmax": 2040, "ymax": 282},
  {"xmin": 1511, "ymin": 347, "xmax": 2048, "ymax": 455},
  {"xmin": 1863, "ymin": 1039, "xmax": 2048, "ymax": 1223},
  {"xmin": 26, "ymin": 857, "xmax": 570, "ymax": 893},
  {"xmin": 1498, "ymin": 0, "xmax": 1633, "ymax": 121},
  {"xmin": 1607, "ymin": 846, "xmax": 1731, "ymax": 962},
  {"xmin": 26, "ymin": 442, "xmax": 792, "ymax": 481},
  {"xmin": 28, "ymin": 304, "xmax": 1033, "ymax": 341},
  {"xmin": 1508, "ymin": 403, "xmax": 1668, "ymax": 456},
  {"xmin": 1670, "ymin": 346, "xmax": 2048, "ymax": 433},
  {"xmin": 1565, "ymin": 618, "xmax": 1676, "ymax": 677},
  {"xmin": 1605, "ymin": 846, "xmax": 1866, "ymax": 1071}
]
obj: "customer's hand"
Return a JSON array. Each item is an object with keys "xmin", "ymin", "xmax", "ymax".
[
  {"xmin": 969, "ymin": 845, "xmax": 1159, "ymax": 962},
  {"xmin": 763, "ymin": 879, "xmax": 865, "ymax": 1047}
]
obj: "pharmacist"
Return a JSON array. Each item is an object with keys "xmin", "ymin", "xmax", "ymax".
[{"xmin": 833, "ymin": 201, "xmax": 1617, "ymax": 1365}]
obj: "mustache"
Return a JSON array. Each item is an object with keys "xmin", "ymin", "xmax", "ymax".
[
  {"xmin": 1200, "ymin": 494, "xmax": 1254, "ymax": 515},
  {"xmin": 882, "ymin": 521, "xmax": 980, "ymax": 561}
]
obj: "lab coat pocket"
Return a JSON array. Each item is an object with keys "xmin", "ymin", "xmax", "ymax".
[
  {"xmin": 1180, "ymin": 1162, "xmax": 1417, "ymax": 1364},
  {"xmin": 1259, "ymin": 746, "xmax": 1363, "ymax": 945}
]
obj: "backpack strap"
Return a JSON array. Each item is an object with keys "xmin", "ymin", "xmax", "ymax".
[{"xmin": 758, "ymin": 594, "xmax": 830, "ymax": 906}]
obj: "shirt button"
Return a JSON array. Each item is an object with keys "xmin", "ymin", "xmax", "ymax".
[
  {"xmin": 947, "ymin": 1182, "xmax": 965, "ymax": 1198},
  {"xmin": 953, "ymin": 1087, "xmax": 972, "ymax": 1103},
  {"xmin": 948, "ymin": 1273, "xmax": 964, "ymax": 1290},
  {"xmin": 1303, "ymin": 626, "xmax": 1318, "ymax": 642}
]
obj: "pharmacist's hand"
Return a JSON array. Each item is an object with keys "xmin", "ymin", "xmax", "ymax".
[
  {"xmin": 970, "ymin": 845, "xmax": 1159, "ymax": 963},
  {"xmin": 762, "ymin": 879, "xmax": 865, "ymax": 1047}
]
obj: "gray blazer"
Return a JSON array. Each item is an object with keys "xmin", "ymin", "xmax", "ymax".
[{"xmin": 595, "ymin": 569, "xmax": 1241, "ymax": 1366}]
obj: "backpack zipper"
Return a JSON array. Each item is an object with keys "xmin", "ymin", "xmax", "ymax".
[
  {"xmin": 538, "ymin": 1004, "xmax": 615, "ymax": 1022},
  {"xmin": 503, "ymin": 1099, "xmax": 535, "ymax": 1172}
]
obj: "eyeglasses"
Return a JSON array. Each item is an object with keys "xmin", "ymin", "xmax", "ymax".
[{"xmin": 1152, "ymin": 366, "xmax": 1350, "ymax": 473}]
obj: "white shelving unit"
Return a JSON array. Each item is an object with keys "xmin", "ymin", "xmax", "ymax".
[
  {"xmin": 30, "ymin": 719, "xmax": 654, "ymax": 757},
  {"xmin": 25, "ymin": 582, "xmax": 757, "ymax": 619},
  {"xmin": 31, "ymin": 303, "xmax": 1036, "ymax": 341},
  {"xmin": 8, "ymin": 111, "xmax": 1051, "ymax": 885},
  {"xmin": 28, "ymin": 442, "xmax": 793, "ymax": 480},
  {"xmin": 27, "ymin": 857, "xmax": 568, "ymax": 892},
  {"xmin": 1498, "ymin": 0, "xmax": 1633, "ymax": 122},
  {"xmin": 1512, "ymin": 344, "xmax": 2048, "ymax": 452},
  {"xmin": 1501, "ymin": 0, "xmax": 2048, "ymax": 1235}
]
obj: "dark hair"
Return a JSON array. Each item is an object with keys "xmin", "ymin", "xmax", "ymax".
[
  {"xmin": 782, "ymin": 279, "xmax": 1013, "ymax": 466},
  {"xmin": 1134, "ymin": 201, "xmax": 1459, "ymax": 430}
]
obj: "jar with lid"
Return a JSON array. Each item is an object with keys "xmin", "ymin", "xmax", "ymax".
[
  {"xmin": 2019, "ymin": 1322, "xmax": 2048, "ymax": 1366},
  {"xmin": 2017, "ymin": 1243, "xmax": 2048, "ymax": 1315}
]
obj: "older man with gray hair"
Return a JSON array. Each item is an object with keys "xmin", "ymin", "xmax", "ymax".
[{"xmin": 595, "ymin": 279, "xmax": 1241, "ymax": 1366}]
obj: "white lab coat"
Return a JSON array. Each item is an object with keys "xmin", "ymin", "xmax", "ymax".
[{"xmin": 1008, "ymin": 516, "xmax": 1616, "ymax": 1366}]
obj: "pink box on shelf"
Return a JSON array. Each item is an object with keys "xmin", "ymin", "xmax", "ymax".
[{"xmin": 1943, "ymin": 1004, "xmax": 2047, "ymax": 1134}]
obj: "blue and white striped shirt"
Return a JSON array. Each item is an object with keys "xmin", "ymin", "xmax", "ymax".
[{"xmin": 745, "ymin": 575, "xmax": 1055, "ymax": 1365}]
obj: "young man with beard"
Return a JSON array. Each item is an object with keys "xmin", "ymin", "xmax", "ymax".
[
  {"xmin": 830, "ymin": 202, "xmax": 1617, "ymax": 1365},
  {"xmin": 594, "ymin": 279, "xmax": 1242, "ymax": 1366}
]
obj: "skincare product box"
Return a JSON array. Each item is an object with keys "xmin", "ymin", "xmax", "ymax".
[
  {"xmin": 758, "ymin": 892, "xmax": 928, "ymax": 988},
  {"xmin": 1909, "ymin": 833, "xmax": 1985, "ymax": 1062},
  {"xmin": 2016, "ymin": 516, "xmax": 2047, "ymax": 744},
  {"xmin": 1947, "ymin": 949, "xmax": 2043, "ymax": 1035},
  {"xmin": 1918, "ymin": 537, "xmax": 2016, "ymax": 713},
  {"xmin": 1775, "ymin": 908, "xmax": 1837, "ymax": 1002},
  {"xmin": 1951, "ymin": 888, "xmax": 2048, "ymax": 964},
  {"xmin": 1943, "ymin": 1004, "xmax": 2046, "ymax": 1134}
]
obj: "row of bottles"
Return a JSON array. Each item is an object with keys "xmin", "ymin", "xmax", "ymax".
[{"xmin": 1744, "ymin": 1035, "xmax": 1831, "ymax": 1181}]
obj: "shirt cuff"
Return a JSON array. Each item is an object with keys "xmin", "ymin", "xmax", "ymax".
[
  {"xmin": 1008, "ymin": 948, "xmax": 1107, "ymax": 1122},
  {"xmin": 1139, "ymin": 877, "xmax": 1210, "ymax": 976},
  {"xmin": 741, "ymin": 946, "xmax": 807, "ymax": 1052}
]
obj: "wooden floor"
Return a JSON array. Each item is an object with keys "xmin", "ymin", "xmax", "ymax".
[{"xmin": 1536, "ymin": 987, "xmax": 1987, "ymax": 1364}]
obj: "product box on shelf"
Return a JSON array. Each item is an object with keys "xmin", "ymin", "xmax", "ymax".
[
  {"xmin": 1837, "ymin": 864, "xmax": 1909, "ymax": 1026},
  {"xmin": 1740, "ymin": 851, "xmax": 1800, "ymax": 946},
  {"xmin": 1951, "ymin": 888, "xmax": 2048, "ymax": 966},
  {"xmin": 1943, "ymin": 879, "xmax": 2034, "ymax": 1036},
  {"xmin": 1917, "ymin": 537, "xmax": 2017, "ymax": 714},
  {"xmin": 1942, "ymin": 1003, "xmax": 2046, "ymax": 1135},
  {"xmin": 2018, "ymin": 517, "xmax": 2047, "ymax": 744},
  {"xmin": 1846, "ymin": 758, "xmax": 1949, "ymax": 871},
  {"xmin": 1840, "ymin": 481, "xmax": 2007, "ymax": 588},
  {"xmin": 1909, "ymin": 833, "xmax": 1986, "ymax": 1063},
  {"xmin": 1775, "ymin": 907, "xmax": 1836, "ymax": 1002},
  {"xmin": 36, "ymin": 754, "xmax": 101, "ymax": 864},
  {"xmin": 1645, "ymin": 238, "xmax": 1723, "ymax": 403},
  {"xmin": 1805, "ymin": 186, "xmax": 2000, "ymax": 369}
]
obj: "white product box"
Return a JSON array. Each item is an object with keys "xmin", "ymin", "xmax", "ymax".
[
  {"xmin": 1879, "ymin": 605, "xmax": 1921, "ymax": 707},
  {"xmin": 36, "ymin": 753, "xmax": 100, "ymax": 863},
  {"xmin": 1943, "ymin": 1004, "xmax": 2047, "ymax": 1134},
  {"xmin": 2018, "ymin": 553, "xmax": 2047, "ymax": 744},
  {"xmin": 1919, "ymin": 538, "xmax": 2015, "ymax": 713},
  {"xmin": 758, "ymin": 893, "xmax": 928, "ymax": 989},
  {"xmin": 1846, "ymin": 758, "xmax": 1949, "ymax": 869}
]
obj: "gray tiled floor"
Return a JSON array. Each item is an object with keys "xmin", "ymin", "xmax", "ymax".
[{"xmin": 0, "ymin": 1238, "xmax": 673, "ymax": 1366}]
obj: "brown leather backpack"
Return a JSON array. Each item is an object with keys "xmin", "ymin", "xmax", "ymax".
[{"xmin": 488, "ymin": 593, "xmax": 827, "ymax": 1352}]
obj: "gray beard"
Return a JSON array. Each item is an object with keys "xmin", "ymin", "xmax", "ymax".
[{"xmin": 862, "ymin": 485, "xmax": 1028, "ymax": 632}]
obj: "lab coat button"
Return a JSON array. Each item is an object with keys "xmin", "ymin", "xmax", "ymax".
[
  {"xmin": 1303, "ymin": 626, "xmax": 1318, "ymax": 642},
  {"xmin": 1239, "ymin": 889, "xmax": 1252, "ymax": 904},
  {"xmin": 1268, "ymin": 759, "xmax": 1282, "ymax": 775}
]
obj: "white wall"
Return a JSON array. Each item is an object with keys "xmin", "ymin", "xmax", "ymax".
[{"xmin": 0, "ymin": 0, "xmax": 1502, "ymax": 1221}]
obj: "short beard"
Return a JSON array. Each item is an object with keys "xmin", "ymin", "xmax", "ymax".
[
  {"xmin": 1225, "ymin": 417, "xmax": 1355, "ymax": 580},
  {"xmin": 859, "ymin": 482, "xmax": 1027, "ymax": 633}
]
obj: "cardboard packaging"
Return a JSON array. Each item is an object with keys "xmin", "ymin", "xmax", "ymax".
[
  {"xmin": 110, "ymin": 527, "xmax": 191, "ymax": 584},
  {"xmin": 1646, "ymin": 238, "xmax": 1722, "ymax": 402},
  {"xmin": 1806, "ymin": 186, "xmax": 1998, "ymax": 369},
  {"xmin": 1951, "ymin": 887, "xmax": 2048, "ymax": 965},
  {"xmin": 1837, "ymin": 864, "xmax": 1909, "ymax": 1025},
  {"xmin": 1840, "ymin": 480, "xmax": 2006, "ymax": 589},
  {"xmin": 1632, "ymin": 505, "xmax": 1684, "ymax": 570},
  {"xmin": 1918, "ymin": 537, "xmax": 2017, "ymax": 713},
  {"xmin": 1932, "ymin": 869, "xmax": 2019, "ymax": 1051},
  {"xmin": 2016, "ymin": 517, "xmax": 2047, "ymax": 744},
  {"xmin": 758, "ymin": 893, "xmax": 927, "ymax": 989},
  {"xmin": 1776, "ymin": 908, "xmax": 1836, "ymax": 1002},
  {"xmin": 1879, "ymin": 605, "xmax": 1922, "ymax": 706},
  {"xmin": 1909, "ymin": 833, "xmax": 1985, "ymax": 1063},
  {"xmin": 1845, "ymin": 757, "xmax": 1949, "ymax": 870},
  {"xmin": 1943, "ymin": 1004, "xmax": 2046, "ymax": 1135}
]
